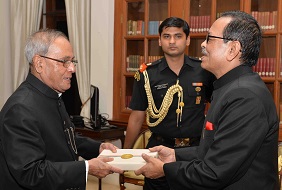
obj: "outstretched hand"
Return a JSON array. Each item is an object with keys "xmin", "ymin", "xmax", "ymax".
[
  {"xmin": 149, "ymin": 145, "xmax": 176, "ymax": 163},
  {"xmin": 99, "ymin": 142, "xmax": 118, "ymax": 154},
  {"xmin": 134, "ymin": 153, "xmax": 165, "ymax": 179},
  {"xmin": 88, "ymin": 157, "xmax": 123, "ymax": 178}
]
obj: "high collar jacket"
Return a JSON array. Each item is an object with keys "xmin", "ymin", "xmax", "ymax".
[
  {"xmin": 0, "ymin": 73, "xmax": 101, "ymax": 190},
  {"xmin": 164, "ymin": 65, "xmax": 279, "ymax": 190}
]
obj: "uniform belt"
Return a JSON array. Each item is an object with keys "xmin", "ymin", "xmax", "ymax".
[{"xmin": 151, "ymin": 133, "xmax": 200, "ymax": 147}]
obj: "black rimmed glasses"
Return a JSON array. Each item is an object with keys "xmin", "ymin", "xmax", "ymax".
[
  {"xmin": 40, "ymin": 55, "xmax": 78, "ymax": 68},
  {"xmin": 206, "ymin": 34, "xmax": 233, "ymax": 43}
]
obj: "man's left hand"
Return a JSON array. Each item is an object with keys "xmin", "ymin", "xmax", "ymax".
[{"xmin": 134, "ymin": 153, "xmax": 165, "ymax": 179}]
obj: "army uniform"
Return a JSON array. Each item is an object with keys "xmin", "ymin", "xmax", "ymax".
[{"xmin": 130, "ymin": 55, "xmax": 215, "ymax": 148}]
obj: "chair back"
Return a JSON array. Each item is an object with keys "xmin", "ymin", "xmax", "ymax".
[{"xmin": 119, "ymin": 129, "xmax": 151, "ymax": 190}]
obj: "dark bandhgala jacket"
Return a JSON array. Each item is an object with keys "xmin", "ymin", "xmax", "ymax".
[
  {"xmin": 0, "ymin": 73, "xmax": 101, "ymax": 190},
  {"xmin": 164, "ymin": 65, "xmax": 279, "ymax": 190}
]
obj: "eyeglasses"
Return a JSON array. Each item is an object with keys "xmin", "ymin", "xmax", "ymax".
[
  {"xmin": 40, "ymin": 55, "xmax": 78, "ymax": 68},
  {"xmin": 206, "ymin": 34, "xmax": 233, "ymax": 43}
]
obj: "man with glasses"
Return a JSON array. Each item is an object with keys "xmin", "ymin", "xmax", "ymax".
[
  {"xmin": 0, "ymin": 29, "xmax": 122, "ymax": 190},
  {"xmin": 135, "ymin": 11, "xmax": 279, "ymax": 189}
]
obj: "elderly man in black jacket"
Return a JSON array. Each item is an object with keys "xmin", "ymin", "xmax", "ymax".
[{"xmin": 0, "ymin": 29, "xmax": 122, "ymax": 190}]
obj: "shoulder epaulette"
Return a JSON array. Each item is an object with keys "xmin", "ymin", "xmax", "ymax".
[
  {"xmin": 188, "ymin": 56, "xmax": 202, "ymax": 62},
  {"xmin": 139, "ymin": 59, "xmax": 162, "ymax": 72},
  {"xmin": 139, "ymin": 62, "xmax": 151, "ymax": 73},
  {"xmin": 134, "ymin": 63, "xmax": 151, "ymax": 81},
  {"xmin": 134, "ymin": 60, "xmax": 161, "ymax": 81}
]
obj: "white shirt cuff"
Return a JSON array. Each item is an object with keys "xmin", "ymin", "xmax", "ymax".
[{"xmin": 85, "ymin": 160, "xmax": 89, "ymax": 183}]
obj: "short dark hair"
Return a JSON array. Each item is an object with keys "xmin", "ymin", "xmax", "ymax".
[
  {"xmin": 220, "ymin": 11, "xmax": 262, "ymax": 66},
  {"xmin": 158, "ymin": 17, "xmax": 190, "ymax": 39}
]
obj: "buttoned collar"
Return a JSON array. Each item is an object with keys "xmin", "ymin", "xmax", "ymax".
[
  {"xmin": 213, "ymin": 65, "xmax": 253, "ymax": 90},
  {"xmin": 26, "ymin": 73, "xmax": 59, "ymax": 99}
]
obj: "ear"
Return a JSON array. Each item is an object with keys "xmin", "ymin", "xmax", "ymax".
[
  {"xmin": 186, "ymin": 36, "xmax": 190, "ymax": 46},
  {"xmin": 159, "ymin": 37, "xmax": 161, "ymax": 46},
  {"xmin": 226, "ymin": 41, "xmax": 241, "ymax": 62},
  {"xmin": 32, "ymin": 55, "xmax": 44, "ymax": 73}
]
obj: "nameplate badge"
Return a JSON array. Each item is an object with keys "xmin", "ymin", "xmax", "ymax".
[{"xmin": 155, "ymin": 83, "xmax": 168, "ymax": 90}]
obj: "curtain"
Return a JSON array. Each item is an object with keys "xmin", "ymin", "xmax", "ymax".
[
  {"xmin": 0, "ymin": 0, "xmax": 12, "ymax": 109},
  {"xmin": 65, "ymin": 0, "xmax": 91, "ymax": 119},
  {"xmin": 0, "ymin": 0, "xmax": 43, "ymax": 109}
]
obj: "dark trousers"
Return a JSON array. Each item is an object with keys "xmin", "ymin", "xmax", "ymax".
[
  {"xmin": 143, "ymin": 133, "xmax": 200, "ymax": 190},
  {"xmin": 144, "ymin": 177, "xmax": 170, "ymax": 190}
]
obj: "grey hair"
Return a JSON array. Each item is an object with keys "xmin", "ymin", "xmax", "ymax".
[{"xmin": 24, "ymin": 28, "xmax": 68, "ymax": 64}]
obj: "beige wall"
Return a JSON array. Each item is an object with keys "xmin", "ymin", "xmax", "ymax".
[{"xmin": 91, "ymin": 0, "xmax": 114, "ymax": 119}]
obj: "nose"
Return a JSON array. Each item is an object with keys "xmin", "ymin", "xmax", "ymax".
[
  {"xmin": 169, "ymin": 36, "xmax": 176, "ymax": 43},
  {"xmin": 67, "ymin": 63, "xmax": 76, "ymax": 73},
  {"xmin": 201, "ymin": 42, "xmax": 207, "ymax": 55},
  {"xmin": 201, "ymin": 39, "xmax": 206, "ymax": 48}
]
